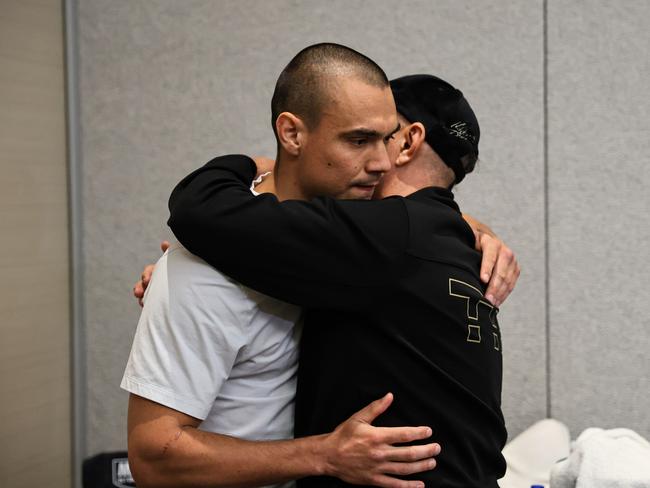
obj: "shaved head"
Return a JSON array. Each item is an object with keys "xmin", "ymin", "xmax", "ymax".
[{"xmin": 271, "ymin": 43, "xmax": 389, "ymax": 139}]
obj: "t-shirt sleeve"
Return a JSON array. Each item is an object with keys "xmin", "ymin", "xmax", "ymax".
[
  {"xmin": 120, "ymin": 244, "xmax": 248, "ymax": 420},
  {"xmin": 168, "ymin": 154, "xmax": 410, "ymax": 310}
]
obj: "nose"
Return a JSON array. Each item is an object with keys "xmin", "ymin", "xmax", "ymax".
[{"xmin": 366, "ymin": 144, "xmax": 392, "ymax": 175}]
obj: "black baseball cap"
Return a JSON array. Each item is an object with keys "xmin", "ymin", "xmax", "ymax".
[{"xmin": 390, "ymin": 74, "xmax": 480, "ymax": 184}]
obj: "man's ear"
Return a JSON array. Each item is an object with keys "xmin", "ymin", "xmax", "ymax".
[
  {"xmin": 276, "ymin": 112, "xmax": 306, "ymax": 157},
  {"xmin": 395, "ymin": 122, "xmax": 426, "ymax": 166}
]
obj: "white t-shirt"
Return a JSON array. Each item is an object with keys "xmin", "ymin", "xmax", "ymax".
[
  {"xmin": 122, "ymin": 173, "xmax": 302, "ymax": 443},
  {"xmin": 121, "ymin": 241, "xmax": 302, "ymax": 441}
]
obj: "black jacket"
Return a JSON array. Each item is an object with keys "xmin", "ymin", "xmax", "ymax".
[{"xmin": 168, "ymin": 154, "xmax": 507, "ymax": 488}]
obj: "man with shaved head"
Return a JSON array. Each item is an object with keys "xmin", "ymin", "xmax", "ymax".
[
  {"xmin": 267, "ymin": 42, "xmax": 402, "ymax": 202},
  {"xmin": 125, "ymin": 43, "xmax": 518, "ymax": 488}
]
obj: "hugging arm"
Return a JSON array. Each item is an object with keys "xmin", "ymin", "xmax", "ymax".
[
  {"xmin": 128, "ymin": 393, "xmax": 439, "ymax": 488},
  {"xmin": 125, "ymin": 243, "xmax": 439, "ymax": 488},
  {"xmin": 168, "ymin": 155, "xmax": 408, "ymax": 310}
]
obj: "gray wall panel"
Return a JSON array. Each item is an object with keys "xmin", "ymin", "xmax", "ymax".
[
  {"xmin": 548, "ymin": 0, "xmax": 650, "ymax": 438},
  {"xmin": 452, "ymin": 4, "xmax": 546, "ymax": 438},
  {"xmin": 78, "ymin": 0, "xmax": 545, "ymax": 454}
]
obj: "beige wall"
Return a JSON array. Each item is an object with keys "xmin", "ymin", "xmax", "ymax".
[{"xmin": 0, "ymin": 1, "xmax": 71, "ymax": 487}]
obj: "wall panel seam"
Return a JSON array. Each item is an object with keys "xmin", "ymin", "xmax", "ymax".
[
  {"xmin": 543, "ymin": 0, "xmax": 552, "ymax": 419},
  {"xmin": 64, "ymin": 0, "xmax": 86, "ymax": 487}
]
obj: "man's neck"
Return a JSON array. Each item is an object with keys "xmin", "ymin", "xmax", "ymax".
[
  {"xmin": 254, "ymin": 156, "xmax": 308, "ymax": 202},
  {"xmin": 379, "ymin": 160, "xmax": 451, "ymax": 197}
]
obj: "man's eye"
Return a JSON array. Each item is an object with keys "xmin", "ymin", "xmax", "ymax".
[{"xmin": 351, "ymin": 138, "xmax": 368, "ymax": 146}]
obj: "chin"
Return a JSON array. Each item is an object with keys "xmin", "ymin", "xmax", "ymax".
[{"xmin": 340, "ymin": 191, "xmax": 373, "ymax": 201}]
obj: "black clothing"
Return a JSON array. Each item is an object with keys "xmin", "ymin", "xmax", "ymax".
[{"xmin": 168, "ymin": 154, "xmax": 507, "ymax": 488}]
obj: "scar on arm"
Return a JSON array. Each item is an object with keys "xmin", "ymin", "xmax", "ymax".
[{"xmin": 161, "ymin": 429, "xmax": 185, "ymax": 456}]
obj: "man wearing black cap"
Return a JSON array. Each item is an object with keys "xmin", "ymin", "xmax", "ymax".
[
  {"xmin": 388, "ymin": 74, "xmax": 480, "ymax": 187},
  {"xmin": 165, "ymin": 55, "xmax": 512, "ymax": 488}
]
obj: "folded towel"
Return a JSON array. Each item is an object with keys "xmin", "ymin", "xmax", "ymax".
[{"xmin": 550, "ymin": 427, "xmax": 650, "ymax": 488}]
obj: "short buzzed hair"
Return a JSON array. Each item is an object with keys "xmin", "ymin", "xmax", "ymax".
[{"xmin": 271, "ymin": 43, "xmax": 389, "ymax": 139}]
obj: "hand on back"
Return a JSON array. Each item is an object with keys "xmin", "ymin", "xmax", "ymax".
[
  {"xmin": 475, "ymin": 232, "xmax": 520, "ymax": 307},
  {"xmin": 133, "ymin": 240, "xmax": 169, "ymax": 307},
  {"xmin": 323, "ymin": 392, "xmax": 440, "ymax": 488}
]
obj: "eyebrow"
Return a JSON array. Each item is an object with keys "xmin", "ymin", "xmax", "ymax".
[
  {"xmin": 344, "ymin": 122, "xmax": 401, "ymax": 139},
  {"xmin": 386, "ymin": 122, "xmax": 401, "ymax": 138}
]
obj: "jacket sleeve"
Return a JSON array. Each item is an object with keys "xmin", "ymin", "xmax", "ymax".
[{"xmin": 167, "ymin": 154, "xmax": 409, "ymax": 310}]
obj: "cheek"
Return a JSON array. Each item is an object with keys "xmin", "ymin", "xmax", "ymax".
[
  {"xmin": 332, "ymin": 148, "xmax": 365, "ymax": 175},
  {"xmin": 321, "ymin": 146, "xmax": 358, "ymax": 177},
  {"xmin": 386, "ymin": 139, "xmax": 401, "ymax": 162},
  {"xmin": 311, "ymin": 141, "xmax": 339, "ymax": 170},
  {"xmin": 333, "ymin": 161, "xmax": 364, "ymax": 188}
]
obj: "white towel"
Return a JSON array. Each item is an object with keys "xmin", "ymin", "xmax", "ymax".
[{"xmin": 550, "ymin": 427, "xmax": 650, "ymax": 488}]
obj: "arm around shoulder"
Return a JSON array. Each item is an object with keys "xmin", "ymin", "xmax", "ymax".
[{"xmin": 168, "ymin": 155, "xmax": 410, "ymax": 309}]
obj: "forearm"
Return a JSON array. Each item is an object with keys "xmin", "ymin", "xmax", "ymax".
[
  {"xmin": 128, "ymin": 394, "xmax": 439, "ymax": 488},
  {"xmin": 462, "ymin": 213, "xmax": 496, "ymax": 238},
  {"xmin": 130, "ymin": 426, "xmax": 328, "ymax": 488}
]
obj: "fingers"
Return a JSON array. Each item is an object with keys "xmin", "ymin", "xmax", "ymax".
[
  {"xmin": 133, "ymin": 282, "xmax": 145, "ymax": 307},
  {"xmin": 497, "ymin": 259, "xmax": 520, "ymax": 305},
  {"xmin": 328, "ymin": 404, "xmax": 439, "ymax": 488},
  {"xmin": 370, "ymin": 474, "xmax": 426, "ymax": 488},
  {"xmin": 485, "ymin": 274, "xmax": 506, "ymax": 307},
  {"xmin": 134, "ymin": 264, "xmax": 155, "ymax": 307},
  {"xmin": 484, "ymin": 245, "xmax": 519, "ymax": 307},
  {"xmin": 478, "ymin": 234, "xmax": 518, "ymax": 306},
  {"xmin": 382, "ymin": 457, "xmax": 437, "ymax": 476},
  {"xmin": 141, "ymin": 264, "xmax": 155, "ymax": 286},
  {"xmin": 373, "ymin": 425, "xmax": 433, "ymax": 445},
  {"xmin": 478, "ymin": 233, "xmax": 499, "ymax": 285},
  {"xmin": 370, "ymin": 452, "xmax": 439, "ymax": 488},
  {"xmin": 133, "ymin": 281, "xmax": 144, "ymax": 299},
  {"xmin": 384, "ymin": 442, "xmax": 441, "ymax": 462},
  {"xmin": 353, "ymin": 393, "xmax": 393, "ymax": 424},
  {"xmin": 134, "ymin": 245, "xmax": 166, "ymax": 307}
]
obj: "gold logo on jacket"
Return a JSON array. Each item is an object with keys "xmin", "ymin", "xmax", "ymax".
[{"xmin": 448, "ymin": 278, "xmax": 500, "ymax": 351}]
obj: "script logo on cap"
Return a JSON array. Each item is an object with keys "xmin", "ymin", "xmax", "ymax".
[{"xmin": 449, "ymin": 122, "xmax": 474, "ymax": 143}]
